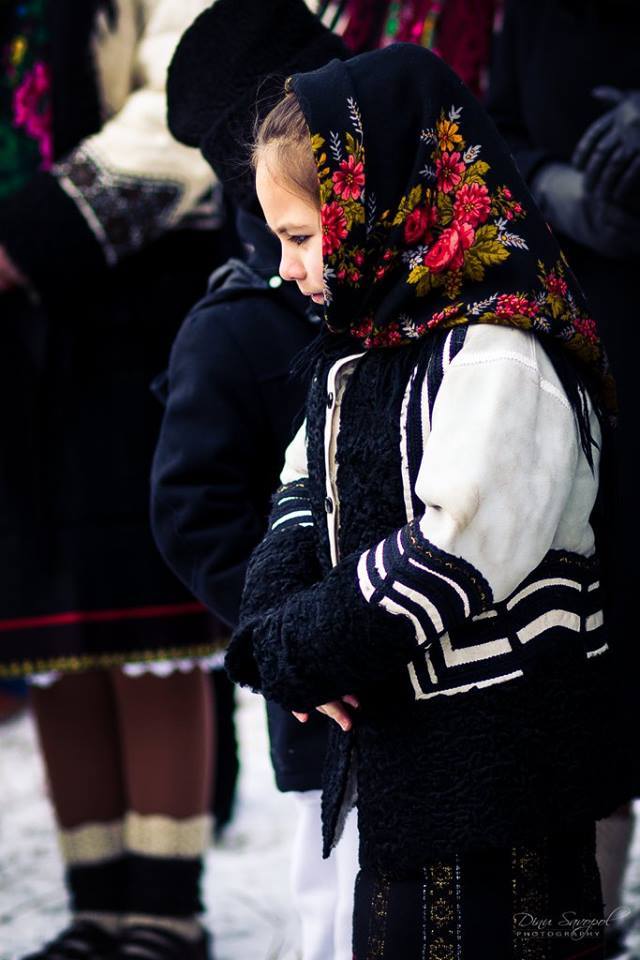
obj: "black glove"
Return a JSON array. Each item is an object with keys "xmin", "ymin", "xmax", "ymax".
[
  {"xmin": 573, "ymin": 87, "xmax": 640, "ymax": 208},
  {"xmin": 532, "ymin": 162, "xmax": 640, "ymax": 259}
]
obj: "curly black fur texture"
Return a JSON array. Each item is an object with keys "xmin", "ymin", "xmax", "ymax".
[
  {"xmin": 354, "ymin": 644, "xmax": 630, "ymax": 875},
  {"xmin": 225, "ymin": 484, "xmax": 323, "ymax": 693}
]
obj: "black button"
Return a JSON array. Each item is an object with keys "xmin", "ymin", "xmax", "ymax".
[
  {"xmin": 324, "ymin": 496, "xmax": 334, "ymax": 514},
  {"xmin": 327, "ymin": 392, "xmax": 334, "ymax": 409}
]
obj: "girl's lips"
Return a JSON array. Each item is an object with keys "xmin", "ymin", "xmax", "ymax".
[{"xmin": 311, "ymin": 292, "xmax": 325, "ymax": 304}]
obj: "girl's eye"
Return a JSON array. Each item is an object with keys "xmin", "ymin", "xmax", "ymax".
[{"xmin": 289, "ymin": 235, "xmax": 309, "ymax": 246}]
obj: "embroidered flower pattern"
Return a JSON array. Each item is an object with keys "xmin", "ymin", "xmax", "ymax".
[
  {"xmin": 308, "ymin": 100, "xmax": 613, "ymax": 405},
  {"xmin": 332, "ymin": 154, "xmax": 365, "ymax": 201},
  {"xmin": 395, "ymin": 106, "xmax": 528, "ymax": 304},
  {"xmin": 322, "ymin": 202, "xmax": 349, "ymax": 257},
  {"xmin": 453, "ymin": 182, "xmax": 491, "ymax": 228},
  {"xmin": 424, "ymin": 221, "xmax": 475, "ymax": 273},
  {"xmin": 437, "ymin": 117, "xmax": 464, "ymax": 152},
  {"xmin": 404, "ymin": 204, "xmax": 438, "ymax": 246},
  {"xmin": 312, "ymin": 98, "xmax": 368, "ymax": 285},
  {"xmin": 435, "ymin": 150, "xmax": 466, "ymax": 193}
]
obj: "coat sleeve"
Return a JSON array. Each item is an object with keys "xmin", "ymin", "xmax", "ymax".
[
  {"xmin": 0, "ymin": 0, "xmax": 217, "ymax": 298},
  {"xmin": 151, "ymin": 302, "xmax": 318, "ymax": 631},
  {"xmin": 225, "ymin": 329, "xmax": 583, "ymax": 712},
  {"xmin": 486, "ymin": 0, "xmax": 552, "ymax": 183},
  {"xmin": 224, "ymin": 419, "xmax": 325, "ymax": 689},
  {"xmin": 150, "ymin": 303, "xmax": 274, "ymax": 629}
]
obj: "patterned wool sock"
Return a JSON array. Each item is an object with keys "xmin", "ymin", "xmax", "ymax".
[
  {"xmin": 112, "ymin": 667, "xmax": 214, "ymax": 922},
  {"xmin": 124, "ymin": 811, "xmax": 212, "ymax": 917},
  {"xmin": 30, "ymin": 671, "xmax": 128, "ymax": 918},
  {"xmin": 59, "ymin": 818, "xmax": 127, "ymax": 915}
]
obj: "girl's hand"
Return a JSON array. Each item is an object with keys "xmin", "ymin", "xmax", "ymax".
[{"xmin": 292, "ymin": 694, "xmax": 360, "ymax": 732}]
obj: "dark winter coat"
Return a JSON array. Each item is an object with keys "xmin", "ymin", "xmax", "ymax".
[
  {"xmin": 228, "ymin": 328, "xmax": 634, "ymax": 876},
  {"xmin": 151, "ymin": 209, "xmax": 329, "ymax": 792}
]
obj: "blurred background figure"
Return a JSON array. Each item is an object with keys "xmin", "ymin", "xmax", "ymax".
[
  {"xmin": 0, "ymin": 2, "xmax": 239, "ymax": 958},
  {"xmin": 151, "ymin": 3, "xmax": 360, "ymax": 958},
  {"xmin": 488, "ymin": 1, "xmax": 640, "ymax": 955},
  {"xmin": 317, "ymin": 0, "xmax": 502, "ymax": 98}
]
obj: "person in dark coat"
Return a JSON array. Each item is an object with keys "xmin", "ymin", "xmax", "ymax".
[
  {"xmin": 152, "ymin": 206, "xmax": 327, "ymax": 793},
  {"xmin": 150, "ymin": 3, "xmax": 359, "ymax": 958},
  {"xmin": 0, "ymin": 3, "xmax": 237, "ymax": 958},
  {"xmin": 487, "ymin": 3, "xmax": 640, "ymax": 947}
]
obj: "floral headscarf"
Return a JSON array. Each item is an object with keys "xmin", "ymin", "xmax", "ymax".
[{"xmin": 291, "ymin": 44, "xmax": 615, "ymax": 412}]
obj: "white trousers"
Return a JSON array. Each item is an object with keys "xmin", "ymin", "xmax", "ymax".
[{"xmin": 290, "ymin": 790, "xmax": 359, "ymax": 960}]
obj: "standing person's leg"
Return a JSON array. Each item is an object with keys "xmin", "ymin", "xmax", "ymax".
[
  {"xmin": 111, "ymin": 666, "xmax": 213, "ymax": 958},
  {"xmin": 334, "ymin": 804, "xmax": 360, "ymax": 960},
  {"xmin": 28, "ymin": 670, "xmax": 126, "ymax": 957},
  {"xmin": 290, "ymin": 789, "xmax": 338, "ymax": 960},
  {"xmin": 596, "ymin": 803, "xmax": 634, "ymax": 917}
]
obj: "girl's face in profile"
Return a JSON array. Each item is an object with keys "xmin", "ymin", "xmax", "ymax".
[{"xmin": 256, "ymin": 153, "xmax": 324, "ymax": 304}]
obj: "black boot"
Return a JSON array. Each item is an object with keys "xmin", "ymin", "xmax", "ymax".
[
  {"xmin": 116, "ymin": 926, "xmax": 212, "ymax": 960},
  {"xmin": 21, "ymin": 921, "xmax": 118, "ymax": 960}
]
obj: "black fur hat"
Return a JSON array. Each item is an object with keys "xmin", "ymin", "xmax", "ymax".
[{"xmin": 167, "ymin": 0, "xmax": 348, "ymax": 209}]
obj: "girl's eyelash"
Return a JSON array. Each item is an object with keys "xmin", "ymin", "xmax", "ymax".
[{"xmin": 289, "ymin": 235, "xmax": 309, "ymax": 246}]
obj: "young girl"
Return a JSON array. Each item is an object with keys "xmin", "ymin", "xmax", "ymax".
[{"xmin": 226, "ymin": 43, "xmax": 630, "ymax": 958}]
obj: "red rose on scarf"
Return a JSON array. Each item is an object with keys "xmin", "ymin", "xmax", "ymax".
[
  {"xmin": 332, "ymin": 155, "xmax": 365, "ymax": 201},
  {"xmin": 322, "ymin": 202, "xmax": 349, "ymax": 256},
  {"xmin": 453, "ymin": 183, "xmax": 491, "ymax": 227},
  {"xmin": 435, "ymin": 151, "xmax": 465, "ymax": 193},
  {"xmin": 404, "ymin": 204, "xmax": 438, "ymax": 245},
  {"xmin": 424, "ymin": 221, "xmax": 475, "ymax": 272}
]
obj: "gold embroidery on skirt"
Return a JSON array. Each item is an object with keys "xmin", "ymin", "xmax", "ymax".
[
  {"xmin": 366, "ymin": 872, "xmax": 390, "ymax": 959},
  {"xmin": 512, "ymin": 841, "xmax": 552, "ymax": 960},
  {"xmin": 426, "ymin": 860, "xmax": 459, "ymax": 960}
]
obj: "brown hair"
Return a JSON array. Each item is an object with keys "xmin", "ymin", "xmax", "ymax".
[{"xmin": 252, "ymin": 91, "xmax": 320, "ymax": 207}]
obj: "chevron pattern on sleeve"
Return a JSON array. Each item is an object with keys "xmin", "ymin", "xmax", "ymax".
[{"xmin": 356, "ymin": 519, "xmax": 493, "ymax": 648}]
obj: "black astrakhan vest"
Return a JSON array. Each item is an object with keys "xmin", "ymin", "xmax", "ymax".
[{"xmin": 305, "ymin": 332, "xmax": 631, "ymax": 877}]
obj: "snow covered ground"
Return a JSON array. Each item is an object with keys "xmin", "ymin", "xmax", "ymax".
[{"xmin": 2, "ymin": 687, "xmax": 640, "ymax": 960}]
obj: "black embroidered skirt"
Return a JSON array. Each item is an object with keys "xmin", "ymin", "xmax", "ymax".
[{"xmin": 353, "ymin": 824, "xmax": 604, "ymax": 960}]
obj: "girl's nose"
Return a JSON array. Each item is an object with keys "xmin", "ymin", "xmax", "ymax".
[{"xmin": 280, "ymin": 250, "xmax": 306, "ymax": 282}]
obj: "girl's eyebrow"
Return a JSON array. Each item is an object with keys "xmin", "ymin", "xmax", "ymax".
[{"xmin": 273, "ymin": 223, "xmax": 313, "ymax": 236}]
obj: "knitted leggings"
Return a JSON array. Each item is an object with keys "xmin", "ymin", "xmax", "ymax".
[{"xmin": 30, "ymin": 667, "xmax": 213, "ymax": 926}]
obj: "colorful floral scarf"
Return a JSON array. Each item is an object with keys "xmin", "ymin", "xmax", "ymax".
[{"xmin": 291, "ymin": 44, "xmax": 615, "ymax": 412}]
